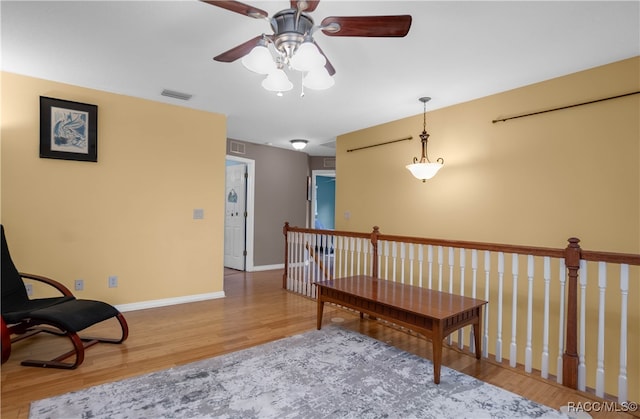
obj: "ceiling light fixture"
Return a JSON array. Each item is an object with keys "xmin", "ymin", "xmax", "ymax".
[
  {"xmin": 290, "ymin": 139, "xmax": 308, "ymax": 150},
  {"xmin": 241, "ymin": 10, "xmax": 335, "ymax": 96},
  {"xmin": 406, "ymin": 97, "xmax": 444, "ymax": 182}
]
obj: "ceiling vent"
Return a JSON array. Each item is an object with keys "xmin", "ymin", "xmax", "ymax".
[{"xmin": 161, "ymin": 89, "xmax": 192, "ymax": 101}]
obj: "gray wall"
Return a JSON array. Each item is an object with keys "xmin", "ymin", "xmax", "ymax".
[{"xmin": 227, "ymin": 139, "xmax": 309, "ymax": 267}]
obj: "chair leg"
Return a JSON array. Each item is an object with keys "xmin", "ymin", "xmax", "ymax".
[
  {"xmin": 21, "ymin": 332, "xmax": 86, "ymax": 369},
  {"xmin": 18, "ymin": 313, "xmax": 129, "ymax": 369},
  {"xmin": 1, "ymin": 317, "xmax": 11, "ymax": 364}
]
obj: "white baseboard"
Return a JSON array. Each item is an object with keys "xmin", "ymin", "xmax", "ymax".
[
  {"xmin": 249, "ymin": 264, "xmax": 284, "ymax": 272},
  {"xmin": 115, "ymin": 291, "xmax": 226, "ymax": 313}
]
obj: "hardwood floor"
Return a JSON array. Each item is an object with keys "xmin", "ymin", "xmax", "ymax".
[{"xmin": 1, "ymin": 269, "xmax": 636, "ymax": 418}]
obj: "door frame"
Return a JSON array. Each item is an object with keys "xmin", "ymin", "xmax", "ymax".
[
  {"xmin": 311, "ymin": 170, "xmax": 336, "ymax": 229},
  {"xmin": 225, "ymin": 155, "xmax": 255, "ymax": 271}
]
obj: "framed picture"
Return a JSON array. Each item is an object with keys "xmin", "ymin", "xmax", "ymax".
[{"xmin": 40, "ymin": 96, "xmax": 98, "ymax": 162}]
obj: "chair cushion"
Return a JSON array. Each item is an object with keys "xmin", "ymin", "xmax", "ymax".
[
  {"xmin": 2, "ymin": 296, "xmax": 75, "ymax": 324},
  {"xmin": 27, "ymin": 300, "xmax": 121, "ymax": 333}
]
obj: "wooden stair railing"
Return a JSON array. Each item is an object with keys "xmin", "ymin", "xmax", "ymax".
[{"xmin": 283, "ymin": 222, "xmax": 640, "ymax": 403}]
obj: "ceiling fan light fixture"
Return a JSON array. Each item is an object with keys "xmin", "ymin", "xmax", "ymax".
[
  {"xmin": 290, "ymin": 139, "xmax": 308, "ymax": 150},
  {"xmin": 262, "ymin": 68, "xmax": 293, "ymax": 92},
  {"xmin": 303, "ymin": 67, "xmax": 334, "ymax": 90},
  {"xmin": 241, "ymin": 42, "xmax": 275, "ymax": 74},
  {"xmin": 290, "ymin": 40, "xmax": 326, "ymax": 72}
]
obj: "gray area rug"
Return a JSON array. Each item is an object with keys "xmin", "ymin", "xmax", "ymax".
[{"xmin": 30, "ymin": 326, "xmax": 566, "ymax": 418}]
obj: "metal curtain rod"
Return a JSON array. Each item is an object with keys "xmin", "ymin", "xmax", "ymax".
[
  {"xmin": 346, "ymin": 136, "xmax": 413, "ymax": 153},
  {"xmin": 492, "ymin": 91, "xmax": 640, "ymax": 124}
]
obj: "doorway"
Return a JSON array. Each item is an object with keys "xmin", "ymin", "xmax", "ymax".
[
  {"xmin": 312, "ymin": 170, "xmax": 335, "ymax": 229},
  {"xmin": 225, "ymin": 156, "xmax": 255, "ymax": 271}
]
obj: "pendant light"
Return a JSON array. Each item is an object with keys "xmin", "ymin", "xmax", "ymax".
[{"xmin": 406, "ymin": 97, "xmax": 444, "ymax": 182}]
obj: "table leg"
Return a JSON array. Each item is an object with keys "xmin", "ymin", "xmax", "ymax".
[
  {"xmin": 474, "ymin": 308, "xmax": 482, "ymax": 359},
  {"xmin": 316, "ymin": 298, "xmax": 325, "ymax": 330},
  {"xmin": 432, "ymin": 325, "xmax": 443, "ymax": 384}
]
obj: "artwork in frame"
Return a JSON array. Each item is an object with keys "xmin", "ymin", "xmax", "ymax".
[{"xmin": 40, "ymin": 96, "xmax": 98, "ymax": 162}]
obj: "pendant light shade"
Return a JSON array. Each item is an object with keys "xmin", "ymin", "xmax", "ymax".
[
  {"xmin": 303, "ymin": 67, "xmax": 335, "ymax": 90},
  {"xmin": 406, "ymin": 161, "xmax": 443, "ymax": 181},
  {"xmin": 241, "ymin": 41, "xmax": 276, "ymax": 74},
  {"xmin": 290, "ymin": 41, "xmax": 326, "ymax": 72},
  {"xmin": 262, "ymin": 68, "xmax": 293, "ymax": 92}
]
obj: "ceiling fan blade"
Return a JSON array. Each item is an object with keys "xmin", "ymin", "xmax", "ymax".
[
  {"xmin": 200, "ymin": 0, "xmax": 268, "ymax": 19},
  {"xmin": 214, "ymin": 35, "xmax": 264, "ymax": 62},
  {"xmin": 313, "ymin": 42, "xmax": 336, "ymax": 76},
  {"xmin": 290, "ymin": 1, "xmax": 320, "ymax": 12},
  {"xmin": 321, "ymin": 15, "xmax": 412, "ymax": 37}
]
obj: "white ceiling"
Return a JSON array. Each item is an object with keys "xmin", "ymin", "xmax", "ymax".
[{"xmin": 2, "ymin": 1, "xmax": 639, "ymax": 156}]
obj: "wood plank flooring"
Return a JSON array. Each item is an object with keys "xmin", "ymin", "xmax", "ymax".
[{"xmin": 1, "ymin": 269, "xmax": 636, "ymax": 418}]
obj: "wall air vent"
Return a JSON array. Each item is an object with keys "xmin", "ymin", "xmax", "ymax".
[
  {"xmin": 161, "ymin": 89, "xmax": 192, "ymax": 101},
  {"xmin": 323, "ymin": 158, "xmax": 336, "ymax": 168},
  {"xmin": 229, "ymin": 141, "xmax": 246, "ymax": 155}
]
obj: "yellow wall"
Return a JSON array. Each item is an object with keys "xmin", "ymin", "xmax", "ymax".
[
  {"xmin": 1, "ymin": 72, "xmax": 227, "ymax": 306},
  {"xmin": 335, "ymin": 57, "xmax": 639, "ymax": 401},
  {"xmin": 336, "ymin": 57, "xmax": 639, "ymax": 254}
]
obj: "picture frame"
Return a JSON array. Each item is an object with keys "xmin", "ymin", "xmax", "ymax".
[{"xmin": 40, "ymin": 96, "xmax": 98, "ymax": 162}]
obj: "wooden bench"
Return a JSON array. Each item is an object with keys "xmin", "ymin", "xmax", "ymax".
[{"xmin": 315, "ymin": 275, "xmax": 487, "ymax": 384}]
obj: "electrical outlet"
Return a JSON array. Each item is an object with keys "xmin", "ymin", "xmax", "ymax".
[
  {"xmin": 108, "ymin": 275, "xmax": 118, "ymax": 288},
  {"xmin": 25, "ymin": 283, "xmax": 33, "ymax": 296},
  {"xmin": 75, "ymin": 279, "xmax": 84, "ymax": 291}
]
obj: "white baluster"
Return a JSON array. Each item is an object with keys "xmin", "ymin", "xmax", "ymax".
[
  {"xmin": 618, "ymin": 264, "xmax": 629, "ymax": 404},
  {"xmin": 448, "ymin": 247, "xmax": 455, "ymax": 294},
  {"xmin": 286, "ymin": 231, "xmax": 293, "ymax": 290},
  {"xmin": 418, "ymin": 244, "xmax": 424, "ymax": 288},
  {"xmin": 541, "ymin": 257, "xmax": 551, "ymax": 378},
  {"xmin": 578, "ymin": 259, "xmax": 587, "ymax": 391},
  {"xmin": 383, "ymin": 241, "xmax": 390, "ymax": 280},
  {"xmin": 496, "ymin": 252, "xmax": 504, "ymax": 363},
  {"xmin": 362, "ymin": 238, "xmax": 369, "ymax": 276},
  {"xmin": 557, "ymin": 258, "xmax": 566, "ymax": 384},
  {"xmin": 437, "ymin": 246, "xmax": 444, "ymax": 291},
  {"xmin": 336, "ymin": 236, "xmax": 343, "ymax": 279},
  {"xmin": 470, "ymin": 249, "xmax": 478, "ymax": 354},
  {"xmin": 400, "ymin": 242, "xmax": 406, "ymax": 284},
  {"xmin": 408, "ymin": 243, "xmax": 415, "ymax": 286},
  {"xmin": 427, "ymin": 245, "xmax": 434, "ymax": 289},
  {"xmin": 458, "ymin": 248, "xmax": 466, "ymax": 349},
  {"xmin": 483, "ymin": 251, "xmax": 491, "ymax": 358},
  {"xmin": 356, "ymin": 238, "xmax": 362, "ymax": 276},
  {"xmin": 510, "ymin": 253, "xmax": 519, "ymax": 368},
  {"xmin": 595, "ymin": 262, "xmax": 606, "ymax": 398},
  {"xmin": 343, "ymin": 236, "xmax": 350, "ymax": 278},
  {"xmin": 447, "ymin": 247, "xmax": 454, "ymax": 345},
  {"xmin": 525, "ymin": 254, "xmax": 534, "ymax": 373},
  {"xmin": 349, "ymin": 237, "xmax": 355, "ymax": 277},
  {"xmin": 391, "ymin": 241, "xmax": 398, "ymax": 282}
]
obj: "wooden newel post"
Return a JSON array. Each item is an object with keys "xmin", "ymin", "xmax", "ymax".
[
  {"xmin": 282, "ymin": 222, "xmax": 290, "ymax": 289},
  {"xmin": 563, "ymin": 237, "xmax": 581, "ymax": 389},
  {"xmin": 371, "ymin": 226, "xmax": 380, "ymax": 278}
]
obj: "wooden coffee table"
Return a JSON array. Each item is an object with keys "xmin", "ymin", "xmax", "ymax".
[{"xmin": 315, "ymin": 275, "xmax": 487, "ymax": 384}]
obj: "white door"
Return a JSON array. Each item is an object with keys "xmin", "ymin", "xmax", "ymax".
[{"xmin": 224, "ymin": 163, "xmax": 247, "ymax": 270}]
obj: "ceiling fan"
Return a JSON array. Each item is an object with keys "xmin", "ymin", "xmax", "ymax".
[{"xmin": 201, "ymin": 0, "xmax": 412, "ymax": 93}]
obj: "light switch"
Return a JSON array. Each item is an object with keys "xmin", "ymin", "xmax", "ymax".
[{"xmin": 193, "ymin": 208, "xmax": 204, "ymax": 219}]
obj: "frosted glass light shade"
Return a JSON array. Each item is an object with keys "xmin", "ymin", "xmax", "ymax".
[
  {"xmin": 261, "ymin": 69, "xmax": 293, "ymax": 92},
  {"xmin": 406, "ymin": 162, "xmax": 443, "ymax": 181},
  {"xmin": 242, "ymin": 45, "xmax": 276, "ymax": 74},
  {"xmin": 290, "ymin": 139, "xmax": 308, "ymax": 150},
  {"xmin": 290, "ymin": 42, "xmax": 326, "ymax": 72},
  {"xmin": 303, "ymin": 67, "xmax": 334, "ymax": 90}
]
